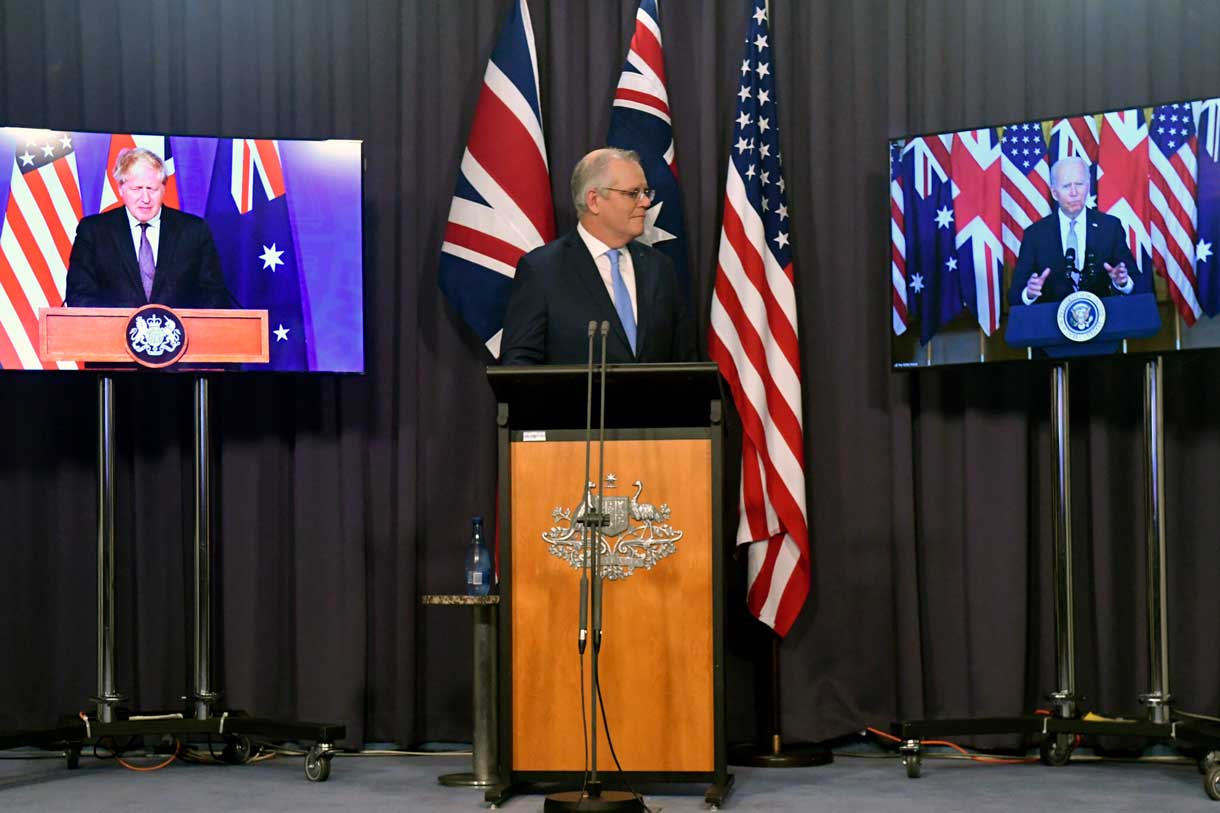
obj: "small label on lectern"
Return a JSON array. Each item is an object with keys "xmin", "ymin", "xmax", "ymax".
[{"xmin": 522, "ymin": 431, "xmax": 546, "ymax": 442}]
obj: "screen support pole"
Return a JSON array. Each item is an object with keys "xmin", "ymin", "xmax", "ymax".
[
  {"xmin": 192, "ymin": 376, "xmax": 220, "ymax": 720},
  {"xmin": 1141, "ymin": 356, "xmax": 1172, "ymax": 723},
  {"xmin": 93, "ymin": 376, "xmax": 123, "ymax": 723},
  {"xmin": 1049, "ymin": 362, "xmax": 1077, "ymax": 719}
]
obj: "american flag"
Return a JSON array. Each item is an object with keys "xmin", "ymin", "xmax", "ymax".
[
  {"xmin": 99, "ymin": 134, "xmax": 180, "ymax": 213},
  {"xmin": 1195, "ymin": 99, "xmax": 1220, "ymax": 317},
  {"xmin": 951, "ymin": 128, "xmax": 1003, "ymax": 335},
  {"xmin": 0, "ymin": 130, "xmax": 82, "ymax": 370},
  {"xmin": 902, "ymin": 134, "xmax": 961, "ymax": 345},
  {"xmin": 1049, "ymin": 115, "xmax": 1099, "ymax": 205},
  {"xmin": 1148, "ymin": 103, "xmax": 1203, "ymax": 324},
  {"xmin": 607, "ymin": 0, "xmax": 688, "ymax": 298},
  {"xmin": 439, "ymin": 0, "xmax": 554, "ymax": 358},
  {"xmin": 1099, "ymin": 109, "xmax": 1153, "ymax": 287},
  {"xmin": 1000, "ymin": 121, "xmax": 1050, "ymax": 268},
  {"xmin": 707, "ymin": 3, "xmax": 807, "ymax": 637},
  {"xmin": 891, "ymin": 140, "xmax": 908, "ymax": 335}
]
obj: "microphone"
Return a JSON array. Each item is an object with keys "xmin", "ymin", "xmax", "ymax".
[
  {"xmin": 577, "ymin": 320, "xmax": 597, "ymax": 655},
  {"xmin": 591, "ymin": 320, "xmax": 610, "ymax": 651},
  {"xmin": 1064, "ymin": 246, "xmax": 1077, "ymax": 274}
]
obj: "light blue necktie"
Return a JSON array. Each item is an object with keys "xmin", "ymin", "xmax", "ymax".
[
  {"xmin": 1067, "ymin": 218, "xmax": 1080, "ymax": 289},
  {"xmin": 607, "ymin": 248, "xmax": 637, "ymax": 355}
]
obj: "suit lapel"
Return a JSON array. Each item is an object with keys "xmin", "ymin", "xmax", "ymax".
[
  {"xmin": 108, "ymin": 209, "xmax": 146, "ymax": 300},
  {"xmin": 152, "ymin": 209, "xmax": 179, "ymax": 301},
  {"xmin": 628, "ymin": 242, "xmax": 653, "ymax": 359}
]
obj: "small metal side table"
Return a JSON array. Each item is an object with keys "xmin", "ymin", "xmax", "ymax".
[{"xmin": 421, "ymin": 594, "xmax": 500, "ymax": 788}]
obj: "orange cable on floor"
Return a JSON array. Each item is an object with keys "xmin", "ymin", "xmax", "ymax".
[
  {"xmin": 866, "ymin": 726, "xmax": 1039, "ymax": 765},
  {"xmin": 117, "ymin": 738, "xmax": 180, "ymax": 772}
]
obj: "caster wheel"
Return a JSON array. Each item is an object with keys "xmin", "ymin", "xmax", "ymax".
[
  {"xmin": 65, "ymin": 745, "xmax": 81, "ymax": 770},
  {"xmin": 304, "ymin": 746, "xmax": 332, "ymax": 782},
  {"xmin": 903, "ymin": 753, "xmax": 922, "ymax": 779},
  {"xmin": 1206, "ymin": 764, "xmax": 1220, "ymax": 801},
  {"xmin": 1039, "ymin": 733, "xmax": 1073, "ymax": 767},
  {"xmin": 220, "ymin": 734, "xmax": 254, "ymax": 765},
  {"xmin": 1199, "ymin": 750, "xmax": 1220, "ymax": 776}
]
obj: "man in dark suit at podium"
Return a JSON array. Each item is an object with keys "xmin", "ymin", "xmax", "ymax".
[
  {"xmin": 499, "ymin": 147, "xmax": 695, "ymax": 365},
  {"xmin": 1008, "ymin": 155, "xmax": 1141, "ymax": 306},
  {"xmin": 65, "ymin": 147, "xmax": 234, "ymax": 309}
]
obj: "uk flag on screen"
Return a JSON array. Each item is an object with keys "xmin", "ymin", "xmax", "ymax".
[
  {"xmin": 902, "ymin": 135, "xmax": 962, "ymax": 345},
  {"xmin": 1098, "ymin": 108, "xmax": 1153, "ymax": 291},
  {"xmin": 204, "ymin": 138, "xmax": 308, "ymax": 370},
  {"xmin": 606, "ymin": 0, "xmax": 689, "ymax": 301},
  {"xmin": 951, "ymin": 128, "xmax": 1003, "ymax": 335},
  {"xmin": 1049, "ymin": 115, "xmax": 1099, "ymax": 204}
]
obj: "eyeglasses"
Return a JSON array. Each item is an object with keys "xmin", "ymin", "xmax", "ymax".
[{"xmin": 601, "ymin": 187, "xmax": 656, "ymax": 202}]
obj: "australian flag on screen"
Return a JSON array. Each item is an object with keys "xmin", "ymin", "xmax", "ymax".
[
  {"xmin": 204, "ymin": 139, "xmax": 307, "ymax": 370},
  {"xmin": 1195, "ymin": 99, "xmax": 1220, "ymax": 317},
  {"xmin": 903, "ymin": 136, "xmax": 962, "ymax": 345},
  {"xmin": 606, "ymin": 0, "xmax": 689, "ymax": 302}
]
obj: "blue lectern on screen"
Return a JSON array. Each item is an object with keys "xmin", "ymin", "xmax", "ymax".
[
  {"xmin": 0, "ymin": 128, "xmax": 363, "ymax": 373},
  {"xmin": 889, "ymin": 97, "xmax": 1220, "ymax": 369}
]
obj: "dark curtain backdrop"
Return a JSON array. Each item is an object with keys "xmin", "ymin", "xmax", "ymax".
[{"xmin": 2, "ymin": 0, "xmax": 1220, "ymax": 749}]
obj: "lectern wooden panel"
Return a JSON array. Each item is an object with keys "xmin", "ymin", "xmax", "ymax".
[
  {"xmin": 487, "ymin": 363, "xmax": 729, "ymax": 805},
  {"xmin": 510, "ymin": 438, "xmax": 713, "ymax": 772},
  {"xmin": 39, "ymin": 307, "xmax": 269, "ymax": 363}
]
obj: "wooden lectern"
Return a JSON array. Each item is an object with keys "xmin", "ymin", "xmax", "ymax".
[
  {"xmin": 39, "ymin": 307, "xmax": 270, "ymax": 364},
  {"xmin": 486, "ymin": 362, "xmax": 732, "ymax": 806}
]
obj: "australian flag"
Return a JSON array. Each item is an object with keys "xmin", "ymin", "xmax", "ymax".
[
  {"xmin": 1195, "ymin": 99, "xmax": 1220, "ymax": 317},
  {"xmin": 204, "ymin": 138, "xmax": 308, "ymax": 370},
  {"xmin": 903, "ymin": 135, "xmax": 962, "ymax": 345},
  {"xmin": 606, "ymin": 0, "xmax": 689, "ymax": 300}
]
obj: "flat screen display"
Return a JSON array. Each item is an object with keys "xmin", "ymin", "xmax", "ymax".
[
  {"xmin": 0, "ymin": 128, "xmax": 363, "ymax": 372},
  {"xmin": 889, "ymin": 98, "xmax": 1220, "ymax": 369}
]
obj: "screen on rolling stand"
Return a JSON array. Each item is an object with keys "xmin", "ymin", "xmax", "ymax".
[{"xmin": 0, "ymin": 127, "xmax": 363, "ymax": 373}]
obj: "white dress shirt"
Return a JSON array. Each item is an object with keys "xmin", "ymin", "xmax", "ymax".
[
  {"xmin": 576, "ymin": 222, "xmax": 638, "ymax": 322},
  {"xmin": 126, "ymin": 207, "xmax": 162, "ymax": 265}
]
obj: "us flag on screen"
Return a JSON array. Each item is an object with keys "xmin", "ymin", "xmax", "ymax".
[
  {"xmin": 951, "ymin": 129, "xmax": 1003, "ymax": 335},
  {"xmin": 1000, "ymin": 121, "xmax": 1050, "ymax": 268},
  {"xmin": 607, "ymin": 0, "xmax": 689, "ymax": 299},
  {"xmin": 99, "ymin": 134, "xmax": 180, "ymax": 213},
  {"xmin": 1099, "ymin": 109, "xmax": 1153, "ymax": 289},
  {"xmin": 1195, "ymin": 99, "xmax": 1220, "ymax": 317},
  {"xmin": 1148, "ymin": 103, "xmax": 1202, "ymax": 324},
  {"xmin": 708, "ymin": 3, "xmax": 808, "ymax": 637},
  {"xmin": 0, "ymin": 131, "xmax": 83, "ymax": 370},
  {"xmin": 891, "ymin": 141, "xmax": 908, "ymax": 335},
  {"xmin": 439, "ymin": 0, "xmax": 554, "ymax": 358}
]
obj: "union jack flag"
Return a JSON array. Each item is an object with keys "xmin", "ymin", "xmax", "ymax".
[
  {"xmin": 891, "ymin": 140, "xmax": 908, "ymax": 335},
  {"xmin": 1148, "ymin": 103, "xmax": 1202, "ymax": 324},
  {"xmin": 1195, "ymin": 99, "xmax": 1220, "ymax": 316},
  {"xmin": 439, "ymin": 0, "xmax": 554, "ymax": 358},
  {"xmin": 607, "ymin": 0, "xmax": 688, "ymax": 298},
  {"xmin": 707, "ymin": 3, "xmax": 807, "ymax": 637},
  {"xmin": 99, "ymin": 134, "xmax": 180, "ymax": 213},
  {"xmin": 1000, "ymin": 121, "xmax": 1050, "ymax": 268},
  {"xmin": 951, "ymin": 128, "xmax": 1003, "ymax": 335},
  {"xmin": 0, "ymin": 130, "xmax": 83, "ymax": 369},
  {"xmin": 1099, "ymin": 109, "xmax": 1153, "ymax": 288}
]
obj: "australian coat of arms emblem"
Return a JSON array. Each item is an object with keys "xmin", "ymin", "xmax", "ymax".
[{"xmin": 543, "ymin": 474, "xmax": 683, "ymax": 580}]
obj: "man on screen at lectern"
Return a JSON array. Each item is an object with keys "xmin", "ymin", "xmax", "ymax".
[
  {"xmin": 65, "ymin": 147, "xmax": 234, "ymax": 309},
  {"xmin": 499, "ymin": 147, "xmax": 696, "ymax": 365},
  {"xmin": 1008, "ymin": 155, "xmax": 1142, "ymax": 307}
]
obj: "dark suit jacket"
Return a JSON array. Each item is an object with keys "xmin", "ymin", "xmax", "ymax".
[
  {"xmin": 499, "ymin": 230, "xmax": 697, "ymax": 365},
  {"xmin": 1008, "ymin": 208, "xmax": 1144, "ymax": 306},
  {"xmin": 65, "ymin": 206, "xmax": 234, "ymax": 309}
]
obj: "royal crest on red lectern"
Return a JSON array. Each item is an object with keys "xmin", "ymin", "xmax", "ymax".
[{"xmin": 543, "ymin": 474, "xmax": 683, "ymax": 580}]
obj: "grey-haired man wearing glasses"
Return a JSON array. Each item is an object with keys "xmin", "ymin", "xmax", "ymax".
[{"xmin": 499, "ymin": 147, "xmax": 696, "ymax": 365}]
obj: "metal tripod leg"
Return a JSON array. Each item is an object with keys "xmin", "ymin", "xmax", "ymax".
[
  {"xmin": 92, "ymin": 376, "xmax": 124, "ymax": 722},
  {"xmin": 1141, "ymin": 356, "xmax": 1172, "ymax": 723},
  {"xmin": 1049, "ymin": 363, "xmax": 1077, "ymax": 719},
  {"xmin": 192, "ymin": 377, "xmax": 220, "ymax": 719}
]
